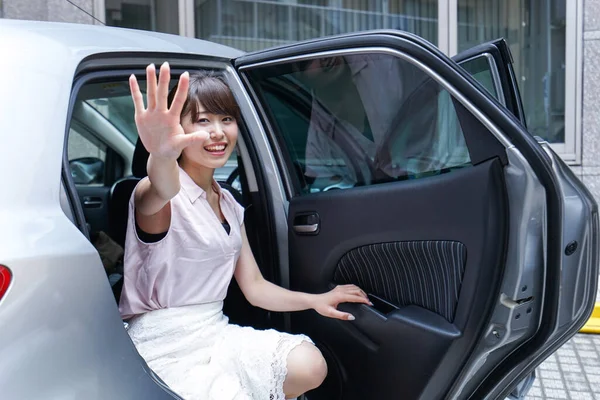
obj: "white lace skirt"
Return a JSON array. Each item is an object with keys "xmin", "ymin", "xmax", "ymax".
[{"xmin": 126, "ymin": 302, "xmax": 312, "ymax": 400}]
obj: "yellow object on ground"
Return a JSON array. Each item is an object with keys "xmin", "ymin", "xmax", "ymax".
[{"xmin": 580, "ymin": 303, "xmax": 600, "ymax": 334}]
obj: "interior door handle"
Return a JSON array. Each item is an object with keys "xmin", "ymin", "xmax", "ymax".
[
  {"xmin": 294, "ymin": 223, "xmax": 319, "ymax": 233},
  {"xmin": 293, "ymin": 213, "xmax": 320, "ymax": 235},
  {"xmin": 83, "ymin": 196, "xmax": 103, "ymax": 208}
]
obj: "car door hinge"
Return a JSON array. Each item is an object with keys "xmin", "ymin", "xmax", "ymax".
[{"xmin": 485, "ymin": 294, "xmax": 536, "ymax": 346}]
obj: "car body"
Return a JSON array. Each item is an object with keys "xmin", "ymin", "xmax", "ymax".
[{"xmin": 0, "ymin": 19, "xmax": 598, "ymax": 400}]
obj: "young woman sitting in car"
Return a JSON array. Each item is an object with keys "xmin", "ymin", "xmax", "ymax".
[{"xmin": 118, "ymin": 62, "xmax": 371, "ymax": 400}]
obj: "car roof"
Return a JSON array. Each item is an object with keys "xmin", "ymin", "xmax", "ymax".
[
  {"xmin": 0, "ymin": 20, "xmax": 244, "ymax": 210},
  {"xmin": 0, "ymin": 19, "xmax": 244, "ymax": 64}
]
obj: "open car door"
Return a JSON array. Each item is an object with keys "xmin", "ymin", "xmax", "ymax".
[{"xmin": 234, "ymin": 31, "xmax": 599, "ymax": 400}]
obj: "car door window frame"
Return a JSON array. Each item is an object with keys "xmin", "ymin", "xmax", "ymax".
[
  {"xmin": 458, "ymin": 53, "xmax": 507, "ymax": 106},
  {"xmin": 239, "ymin": 46, "xmax": 511, "ymax": 200}
]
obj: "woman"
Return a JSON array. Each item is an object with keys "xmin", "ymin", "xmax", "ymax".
[{"xmin": 119, "ymin": 62, "xmax": 371, "ymax": 400}]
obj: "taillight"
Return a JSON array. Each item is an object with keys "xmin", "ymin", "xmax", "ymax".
[{"xmin": 0, "ymin": 265, "xmax": 11, "ymax": 300}]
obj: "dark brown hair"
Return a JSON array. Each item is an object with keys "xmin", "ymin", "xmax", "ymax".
[{"xmin": 168, "ymin": 70, "xmax": 240, "ymax": 122}]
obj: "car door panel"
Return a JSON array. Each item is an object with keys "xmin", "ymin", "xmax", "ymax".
[
  {"xmin": 236, "ymin": 30, "xmax": 598, "ymax": 400},
  {"xmin": 334, "ymin": 239, "xmax": 466, "ymax": 322},
  {"xmin": 75, "ymin": 185, "xmax": 111, "ymax": 233},
  {"xmin": 287, "ymin": 158, "xmax": 507, "ymax": 399}
]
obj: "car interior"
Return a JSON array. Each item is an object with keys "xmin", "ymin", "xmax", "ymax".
[{"xmin": 65, "ymin": 73, "xmax": 278, "ymax": 331}]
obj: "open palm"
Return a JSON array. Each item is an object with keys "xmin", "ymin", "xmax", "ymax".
[{"xmin": 129, "ymin": 62, "xmax": 208, "ymax": 160}]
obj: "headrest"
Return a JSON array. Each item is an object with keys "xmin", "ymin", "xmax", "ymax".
[{"xmin": 132, "ymin": 138, "xmax": 150, "ymax": 178}]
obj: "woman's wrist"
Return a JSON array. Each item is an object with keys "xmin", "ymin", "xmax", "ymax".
[
  {"xmin": 148, "ymin": 152, "xmax": 179, "ymax": 166},
  {"xmin": 146, "ymin": 154, "xmax": 181, "ymax": 201},
  {"xmin": 304, "ymin": 292, "xmax": 321, "ymax": 311}
]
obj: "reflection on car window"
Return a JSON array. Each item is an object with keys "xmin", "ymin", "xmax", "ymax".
[
  {"xmin": 78, "ymin": 81, "xmax": 140, "ymax": 144},
  {"xmin": 68, "ymin": 128, "xmax": 107, "ymax": 185},
  {"xmin": 246, "ymin": 53, "xmax": 472, "ymax": 195},
  {"xmin": 87, "ymin": 96, "xmax": 139, "ymax": 144},
  {"xmin": 460, "ymin": 55, "xmax": 499, "ymax": 100}
]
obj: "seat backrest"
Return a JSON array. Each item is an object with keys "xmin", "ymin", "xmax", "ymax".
[
  {"xmin": 107, "ymin": 139, "xmax": 149, "ymax": 248},
  {"xmin": 108, "ymin": 177, "xmax": 140, "ymax": 248}
]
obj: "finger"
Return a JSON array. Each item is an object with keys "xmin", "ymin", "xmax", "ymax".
[
  {"xmin": 157, "ymin": 61, "xmax": 171, "ymax": 110},
  {"xmin": 170, "ymin": 71, "xmax": 189, "ymax": 115},
  {"xmin": 326, "ymin": 308, "xmax": 355, "ymax": 321},
  {"xmin": 173, "ymin": 131, "xmax": 209, "ymax": 151},
  {"xmin": 350, "ymin": 287, "xmax": 369, "ymax": 300},
  {"xmin": 340, "ymin": 285, "xmax": 367, "ymax": 297},
  {"xmin": 342, "ymin": 294, "xmax": 372, "ymax": 305},
  {"xmin": 146, "ymin": 64, "xmax": 157, "ymax": 110},
  {"xmin": 129, "ymin": 74, "xmax": 145, "ymax": 113}
]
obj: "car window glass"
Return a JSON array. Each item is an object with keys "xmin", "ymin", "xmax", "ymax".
[
  {"xmin": 71, "ymin": 77, "xmax": 240, "ymax": 190},
  {"xmin": 245, "ymin": 53, "xmax": 472, "ymax": 195},
  {"xmin": 215, "ymin": 151, "xmax": 241, "ymax": 192},
  {"xmin": 87, "ymin": 96, "xmax": 139, "ymax": 144},
  {"xmin": 68, "ymin": 128, "xmax": 107, "ymax": 185},
  {"xmin": 459, "ymin": 55, "xmax": 500, "ymax": 101}
]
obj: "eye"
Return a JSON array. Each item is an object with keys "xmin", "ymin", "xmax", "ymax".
[
  {"xmin": 197, "ymin": 118, "xmax": 210, "ymax": 123},
  {"xmin": 222, "ymin": 116, "xmax": 235, "ymax": 122}
]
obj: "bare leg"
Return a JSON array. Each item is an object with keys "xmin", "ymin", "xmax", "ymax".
[{"xmin": 283, "ymin": 342, "xmax": 328, "ymax": 399}]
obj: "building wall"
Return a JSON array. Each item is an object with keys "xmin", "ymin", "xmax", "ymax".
[
  {"xmin": 3, "ymin": 0, "xmax": 95, "ymax": 24},
  {"xmin": 581, "ymin": 0, "xmax": 600, "ymax": 203}
]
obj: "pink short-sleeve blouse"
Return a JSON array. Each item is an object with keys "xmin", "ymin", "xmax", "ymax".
[{"xmin": 119, "ymin": 167, "xmax": 245, "ymax": 320}]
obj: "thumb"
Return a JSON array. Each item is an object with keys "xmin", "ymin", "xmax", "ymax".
[
  {"xmin": 324, "ymin": 306, "xmax": 355, "ymax": 321},
  {"xmin": 173, "ymin": 131, "xmax": 209, "ymax": 151}
]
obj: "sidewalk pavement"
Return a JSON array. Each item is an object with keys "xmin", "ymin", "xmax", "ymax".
[
  {"xmin": 527, "ymin": 333, "xmax": 600, "ymax": 399},
  {"xmin": 526, "ymin": 286, "xmax": 600, "ymax": 400}
]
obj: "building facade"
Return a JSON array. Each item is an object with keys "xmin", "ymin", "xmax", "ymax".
[{"xmin": 2, "ymin": 0, "xmax": 598, "ymax": 200}]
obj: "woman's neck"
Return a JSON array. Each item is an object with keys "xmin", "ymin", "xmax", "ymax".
[{"xmin": 179, "ymin": 159, "xmax": 215, "ymax": 194}]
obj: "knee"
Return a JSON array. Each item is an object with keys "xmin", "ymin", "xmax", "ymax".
[
  {"xmin": 303, "ymin": 345, "xmax": 328, "ymax": 390},
  {"xmin": 285, "ymin": 342, "xmax": 329, "ymax": 397}
]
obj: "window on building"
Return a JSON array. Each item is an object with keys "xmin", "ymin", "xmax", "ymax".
[
  {"xmin": 136, "ymin": 0, "xmax": 577, "ymax": 163},
  {"xmin": 195, "ymin": 0, "xmax": 438, "ymax": 51},
  {"xmin": 458, "ymin": 0, "xmax": 566, "ymax": 145},
  {"xmin": 105, "ymin": 0, "xmax": 179, "ymax": 34}
]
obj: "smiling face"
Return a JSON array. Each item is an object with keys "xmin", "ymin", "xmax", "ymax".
[
  {"xmin": 180, "ymin": 106, "xmax": 238, "ymax": 169},
  {"xmin": 169, "ymin": 71, "xmax": 241, "ymax": 169}
]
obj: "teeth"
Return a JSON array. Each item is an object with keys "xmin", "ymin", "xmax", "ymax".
[{"xmin": 205, "ymin": 145, "xmax": 225, "ymax": 151}]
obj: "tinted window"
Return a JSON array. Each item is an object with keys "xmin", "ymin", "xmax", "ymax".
[
  {"xmin": 68, "ymin": 128, "xmax": 107, "ymax": 185},
  {"xmin": 245, "ymin": 53, "xmax": 472, "ymax": 195},
  {"xmin": 73, "ymin": 78, "xmax": 240, "ymax": 189},
  {"xmin": 460, "ymin": 55, "xmax": 501, "ymax": 101}
]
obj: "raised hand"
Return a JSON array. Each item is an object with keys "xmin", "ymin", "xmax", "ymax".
[
  {"xmin": 312, "ymin": 284, "xmax": 372, "ymax": 321},
  {"xmin": 129, "ymin": 62, "xmax": 209, "ymax": 160}
]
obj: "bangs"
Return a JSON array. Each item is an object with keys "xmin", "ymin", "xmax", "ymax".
[{"xmin": 183, "ymin": 72, "xmax": 240, "ymax": 121}]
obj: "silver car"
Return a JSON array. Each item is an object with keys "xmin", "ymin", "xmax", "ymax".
[{"xmin": 0, "ymin": 19, "xmax": 597, "ymax": 400}]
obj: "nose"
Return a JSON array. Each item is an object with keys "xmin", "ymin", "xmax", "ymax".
[{"xmin": 210, "ymin": 123, "xmax": 225, "ymax": 140}]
